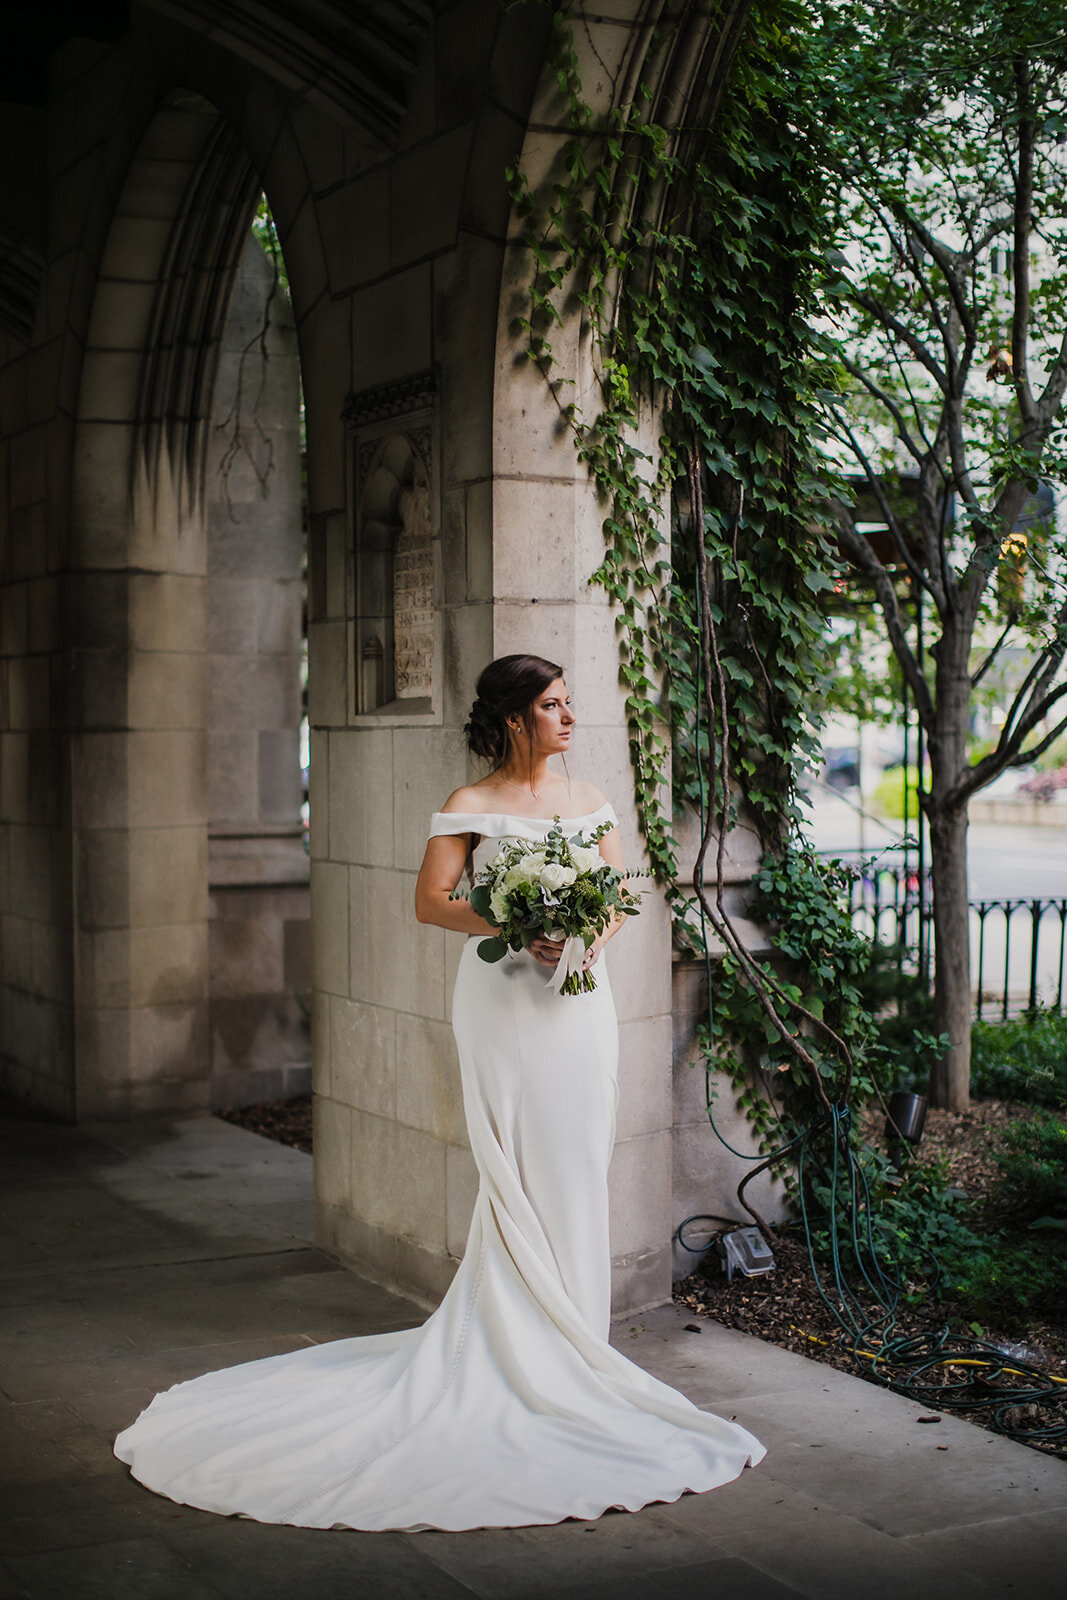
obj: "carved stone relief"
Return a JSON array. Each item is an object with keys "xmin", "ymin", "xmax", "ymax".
[
  {"xmin": 393, "ymin": 482, "xmax": 433, "ymax": 697},
  {"xmin": 344, "ymin": 373, "xmax": 436, "ymax": 716}
]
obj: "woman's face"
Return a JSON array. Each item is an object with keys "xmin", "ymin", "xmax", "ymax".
[{"xmin": 526, "ymin": 677, "xmax": 575, "ymax": 755}]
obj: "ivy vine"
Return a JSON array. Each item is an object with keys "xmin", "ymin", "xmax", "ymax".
[
  {"xmin": 508, "ymin": 1, "xmax": 877, "ymax": 1156},
  {"xmin": 511, "ymin": 1, "xmax": 834, "ymax": 850}
]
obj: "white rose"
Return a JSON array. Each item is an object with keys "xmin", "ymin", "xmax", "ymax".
[
  {"xmin": 569, "ymin": 845, "xmax": 604, "ymax": 875},
  {"xmin": 539, "ymin": 862, "xmax": 577, "ymax": 892},
  {"xmin": 489, "ymin": 887, "xmax": 510, "ymax": 922},
  {"xmin": 516, "ymin": 851, "xmax": 547, "ymax": 876}
]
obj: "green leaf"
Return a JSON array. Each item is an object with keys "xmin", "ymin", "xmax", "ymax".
[{"xmin": 469, "ymin": 885, "xmax": 493, "ymax": 919}]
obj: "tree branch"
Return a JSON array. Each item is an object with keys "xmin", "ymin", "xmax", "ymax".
[
  {"xmin": 887, "ymin": 343, "xmax": 936, "ymax": 456},
  {"xmin": 890, "ymin": 201, "xmax": 973, "ymax": 343},
  {"xmin": 955, "ymin": 597, "xmax": 1067, "ymax": 800},
  {"xmin": 866, "ymin": 193, "xmax": 955, "ymax": 358},
  {"xmin": 917, "ymin": 416, "xmax": 964, "ymax": 607},
  {"xmin": 1011, "ymin": 57, "xmax": 1038, "ymax": 426},
  {"xmin": 834, "ymin": 510, "xmax": 937, "ymax": 732},
  {"xmin": 1012, "ymin": 708, "xmax": 1067, "ymax": 767},
  {"xmin": 963, "ymin": 474, "xmax": 1034, "ymax": 627},
  {"xmin": 1009, "ymin": 680, "xmax": 1067, "ymax": 749},
  {"xmin": 828, "ymin": 409, "xmax": 940, "ymax": 603},
  {"xmin": 850, "ymin": 288, "xmax": 950, "ymax": 392},
  {"xmin": 941, "ymin": 397, "xmax": 981, "ymax": 515},
  {"xmin": 970, "ymin": 615, "xmax": 1017, "ymax": 689},
  {"xmin": 1036, "ymin": 322, "xmax": 1067, "ymax": 427},
  {"xmin": 1000, "ymin": 647, "xmax": 1052, "ymax": 741},
  {"xmin": 839, "ymin": 356, "xmax": 927, "ymax": 467},
  {"xmin": 957, "ymin": 679, "xmax": 1067, "ymax": 803}
]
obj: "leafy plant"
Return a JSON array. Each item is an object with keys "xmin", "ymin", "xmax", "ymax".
[
  {"xmin": 508, "ymin": 1, "xmax": 839, "ymax": 884},
  {"xmin": 511, "ymin": 5, "xmax": 1067, "ymax": 1343},
  {"xmin": 998, "ymin": 1112, "xmax": 1067, "ymax": 1224},
  {"xmin": 704, "ymin": 851, "xmax": 882, "ymax": 1127},
  {"xmin": 945, "ymin": 1232, "xmax": 1065, "ymax": 1321},
  {"xmin": 971, "ymin": 1012, "xmax": 1067, "ymax": 1107},
  {"xmin": 509, "ymin": 6, "xmax": 962, "ymax": 1262},
  {"xmin": 807, "ymin": 1144, "xmax": 988, "ymax": 1289}
]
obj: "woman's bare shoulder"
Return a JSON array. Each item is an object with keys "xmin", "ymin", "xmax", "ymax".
[
  {"xmin": 439, "ymin": 783, "xmax": 496, "ymax": 816},
  {"xmin": 569, "ymin": 779, "xmax": 610, "ymax": 814}
]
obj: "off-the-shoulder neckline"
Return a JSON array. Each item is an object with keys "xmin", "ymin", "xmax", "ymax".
[{"xmin": 431, "ymin": 801, "xmax": 614, "ymax": 825}]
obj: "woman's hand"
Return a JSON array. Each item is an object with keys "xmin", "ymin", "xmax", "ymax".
[
  {"xmin": 528, "ymin": 933, "xmax": 566, "ymax": 968},
  {"xmin": 528, "ymin": 933, "xmax": 603, "ymax": 970}
]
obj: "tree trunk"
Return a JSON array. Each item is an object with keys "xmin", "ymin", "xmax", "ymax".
[
  {"xmin": 926, "ymin": 800, "xmax": 971, "ymax": 1109},
  {"xmin": 926, "ymin": 623, "xmax": 972, "ymax": 1110}
]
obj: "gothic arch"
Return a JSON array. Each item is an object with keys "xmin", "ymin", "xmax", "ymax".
[
  {"xmin": 132, "ymin": 100, "xmax": 261, "ymax": 523},
  {"xmin": 68, "ymin": 93, "xmax": 309, "ymax": 1116}
]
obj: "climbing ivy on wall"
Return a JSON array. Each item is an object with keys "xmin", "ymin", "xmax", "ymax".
[
  {"xmin": 510, "ymin": 2, "xmax": 838, "ymax": 860},
  {"xmin": 509, "ymin": 1, "xmax": 872, "ymax": 1130}
]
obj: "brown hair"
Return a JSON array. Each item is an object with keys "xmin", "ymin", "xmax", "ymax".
[{"xmin": 463, "ymin": 654, "xmax": 564, "ymax": 767}]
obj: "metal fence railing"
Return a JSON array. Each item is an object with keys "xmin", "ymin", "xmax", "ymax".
[
  {"xmin": 828, "ymin": 856, "xmax": 1067, "ymax": 1018},
  {"xmin": 972, "ymin": 898, "xmax": 1067, "ymax": 1020}
]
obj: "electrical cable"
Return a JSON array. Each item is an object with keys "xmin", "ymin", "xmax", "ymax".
[{"xmin": 686, "ymin": 503, "xmax": 1067, "ymax": 1456}]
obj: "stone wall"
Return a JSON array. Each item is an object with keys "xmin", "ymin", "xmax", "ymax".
[
  {"xmin": 0, "ymin": 303, "xmax": 73, "ymax": 1117},
  {"xmin": 306, "ymin": 4, "xmax": 550, "ymax": 1305},
  {"xmin": 669, "ymin": 811, "xmax": 790, "ymax": 1279},
  {"xmin": 0, "ymin": 0, "xmax": 758, "ymax": 1317}
]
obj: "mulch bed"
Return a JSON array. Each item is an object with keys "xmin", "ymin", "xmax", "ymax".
[
  {"xmin": 217, "ymin": 1094, "xmax": 313, "ymax": 1154},
  {"xmin": 674, "ymin": 1098, "xmax": 1066, "ymax": 1452}
]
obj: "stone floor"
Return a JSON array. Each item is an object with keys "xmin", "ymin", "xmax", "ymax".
[{"xmin": 1, "ymin": 1104, "xmax": 1064, "ymax": 1599}]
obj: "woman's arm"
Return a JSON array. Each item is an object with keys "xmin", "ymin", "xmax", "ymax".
[
  {"xmin": 414, "ymin": 833, "xmax": 495, "ymax": 935},
  {"xmin": 602, "ymin": 832, "xmax": 628, "ymax": 942},
  {"xmin": 585, "ymin": 824, "xmax": 628, "ymax": 962}
]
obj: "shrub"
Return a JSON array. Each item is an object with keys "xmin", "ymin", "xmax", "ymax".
[
  {"xmin": 997, "ymin": 1112, "xmax": 1067, "ymax": 1226},
  {"xmin": 944, "ymin": 1234, "xmax": 1065, "ymax": 1321},
  {"xmin": 971, "ymin": 1012, "xmax": 1067, "ymax": 1108},
  {"xmin": 946, "ymin": 1109, "xmax": 1067, "ymax": 1321}
]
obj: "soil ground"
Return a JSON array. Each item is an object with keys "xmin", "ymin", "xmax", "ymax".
[{"xmin": 217, "ymin": 1093, "xmax": 313, "ymax": 1153}]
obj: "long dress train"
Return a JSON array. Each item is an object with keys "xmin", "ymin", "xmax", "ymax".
[{"xmin": 114, "ymin": 804, "xmax": 764, "ymax": 1531}]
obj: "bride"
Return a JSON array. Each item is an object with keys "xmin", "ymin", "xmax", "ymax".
[{"xmin": 114, "ymin": 652, "xmax": 764, "ymax": 1531}]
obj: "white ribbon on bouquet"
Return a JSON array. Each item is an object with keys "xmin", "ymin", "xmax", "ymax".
[{"xmin": 545, "ymin": 934, "xmax": 588, "ymax": 993}]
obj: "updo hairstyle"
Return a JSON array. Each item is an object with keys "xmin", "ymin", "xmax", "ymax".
[{"xmin": 463, "ymin": 654, "xmax": 564, "ymax": 766}]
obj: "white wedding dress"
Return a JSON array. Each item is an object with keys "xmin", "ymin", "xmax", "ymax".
[{"xmin": 114, "ymin": 803, "xmax": 764, "ymax": 1530}]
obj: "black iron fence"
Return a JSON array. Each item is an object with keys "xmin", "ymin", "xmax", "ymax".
[
  {"xmin": 831, "ymin": 856, "xmax": 1067, "ymax": 1018},
  {"xmin": 972, "ymin": 897, "xmax": 1067, "ymax": 1019}
]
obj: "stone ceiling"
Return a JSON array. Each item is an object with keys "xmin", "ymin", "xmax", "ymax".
[{"xmin": 0, "ymin": 1, "xmax": 433, "ymax": 136}]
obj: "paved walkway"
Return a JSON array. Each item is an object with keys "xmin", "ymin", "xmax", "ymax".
[{"xmin": 1, "ymin": 1105, "xmax": 1063, "ymax": 1599}]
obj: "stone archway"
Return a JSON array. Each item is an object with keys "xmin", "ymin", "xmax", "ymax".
[
  {"xmin": 68, "ymin": 94, "xmax": 305, "ymax": 1118},
  {"xmin": 0, "ymin": 0, "xmax": 760, "ymax": 1322}
]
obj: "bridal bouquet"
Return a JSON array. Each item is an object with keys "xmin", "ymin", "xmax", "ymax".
[{"xmin": 456, "ymin": 817, "xmax": 641, "ymax": 995}]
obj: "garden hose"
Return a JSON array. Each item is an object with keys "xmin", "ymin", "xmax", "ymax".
[{"xmin": 688, "ymin": 557, "xmax": 1066, "ymax": 1455}]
